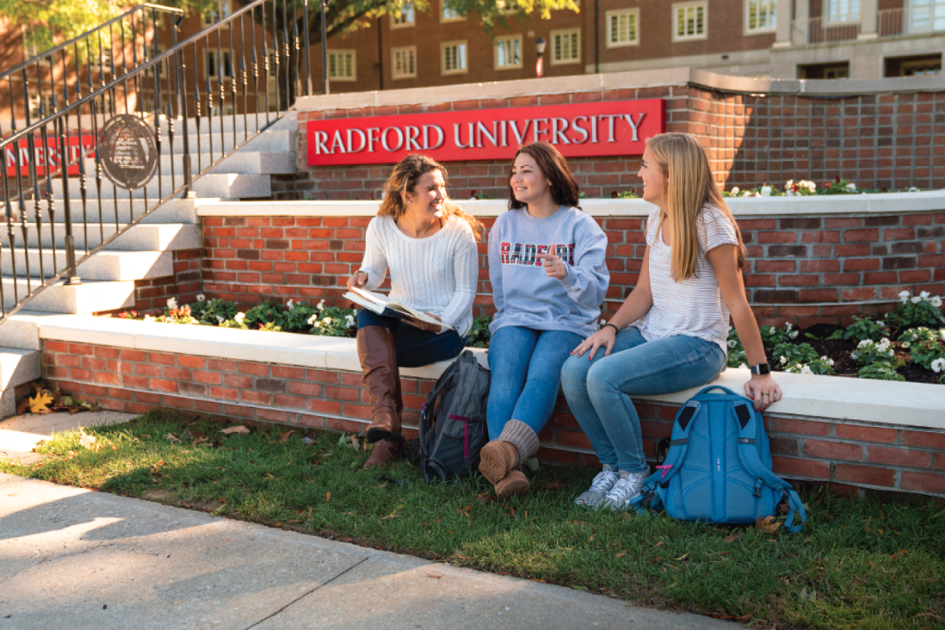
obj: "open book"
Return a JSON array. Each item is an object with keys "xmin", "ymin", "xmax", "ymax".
[{"xmin": 344, "ymin": 286, "xmax": 453, "ymax": 331}]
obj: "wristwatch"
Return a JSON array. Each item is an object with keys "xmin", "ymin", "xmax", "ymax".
[{"xmin": 750, "ymin": 362, "xmax": 771, "ymax": 375}]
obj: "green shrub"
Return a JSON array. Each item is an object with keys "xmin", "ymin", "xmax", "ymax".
[
  {"xmin": 857, "ymin": 361, "xmax": 905, "ymax": 381},
  {"xmin": 885, "ymin": 291, "xmax": 945, "ymax": 330},
  {"xmin": 466, "ymin": 316, "xmax": 493, "ymax": 348}
]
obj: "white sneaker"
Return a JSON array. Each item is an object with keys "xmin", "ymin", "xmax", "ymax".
[
  {"xmin": 574, "ymin": 465, "xmax": 618, "ymax": 508},
  {"xmin": 602, "ymin": 470, "xmax": 650, "ymax": 511}
]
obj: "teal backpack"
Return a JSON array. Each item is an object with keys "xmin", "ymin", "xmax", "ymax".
[{"xmin": 630, "ymin": 386, "xmax": 806, "ymax": 533}]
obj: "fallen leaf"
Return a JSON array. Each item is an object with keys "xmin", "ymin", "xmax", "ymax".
[
  {"xmin": 424, "ymin": 572, "xmax": 443, "ymax": 579},
  {"xmin": 616, "ymin": 550, "xmax": 627, "ymax": 558},
  {"xmin": 326, "ymin": 491, "xmax": 331, "ymax": 503},
  {"xmin": 221, "ymin": 426, "xmax": 250, "ymax": 435},
  {"xmin": 676, "ymin": 553, "xmax": 689, "ymax": 561},
  {"xmin": 571, "ymin": 585, "xmax": 588, "ymax": 591},
  {"xmin": 755, "ymin": 516, "xmax": 781, "ymax": 535},
  {"xmin": 475, "ymin": 492, "xmax": 495, "ymax": 505},
  {"xmin": 655, "ymin": 541, "xmax": 664, "ymax": 547},
  {"xmin": 891, "ymin": 550, "xmax": 908, "ymax": 561},
  {"xmin": 735, "ymin": 614, "xmax": 752, "ymax": 622},
  {"xmin": 166, "ymin": 433, "xmax": 182, "ymax": 443},
  {"xmin": 544, "ymin": 479, "xmax": 564, "ymax": 491},
  {"xmin": 16, "ymin": 397, "xmax": 30, "ymax": 415},
  {"xmin": 724, "ymin": 535, "xmax": 740, "ymax": 543},
  {"xmin": 279, "ymin": 430, "xmax": 295, "ymax": 443},
  {"xmin": 29, "ymin": 391, "xmax": 54, "ymax": 414}
]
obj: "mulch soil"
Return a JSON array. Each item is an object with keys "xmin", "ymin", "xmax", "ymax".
[{"xmin": 766, "ymin": 323, "xmax": 941, "ymax": 385}]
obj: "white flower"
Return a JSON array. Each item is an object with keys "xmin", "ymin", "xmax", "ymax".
[
  {"xmin": 899, "ymin": 290, "xmax": 910, "ymax": 302},
  {"xmin": 876, "ymin": 320, "xmax": 885, "ymax": 327},
  {"xmin": 902, "ymin": 342, "xmax": 910, "ymax": 348},
  {"xmin": 931, "ymin": 358, "xmax": 945, "ymax": 373},
  {"xmin": 216, "ymin": 316, "xmax": 224, "ymax": 324},
  {"xmin": 196, "ymin": 294, "xmax": 206, "ymax": 302},
  {"xmin": 235, "ymin": 312, "xmax": 245, "ymax": 324},
  {"xmin": 307, "ymin": 314, "xmax": 319, "ymax": 326},
  {"xmin": 287, "ymin": 299, "xmax": 295, "ymax": 309},
  {"xmin": 144, "ymin": 315, "xmax": 155, "ymax": 323},
  {"xmin": 785, "ymin": 322, "xmax": 793, "ymax": 331},
  {"xmin": 858, "ymin": 339, "xmax": 871, "ymax": 348},
  {"xmin": 317, "ymin": 299, "xmax": 326, "ymax": 310},
  {"xmin": 790, "ymin": 330, "xmax": 798, "ymax": 339},
  {"xmin": 911, "ymin": 296, "xmax": 921, "ymax": 304},
  {"xmin": 919, "ymin": 291, "xmax": 930, "ymax": 300},
  {"xmin": 761, "ymin": 185, "xmax": 772, "ymax": 197},
  {"xmin": 322, "ymin": 317, "xmax": 333, "ymax": 325},
  {"xmin": 851, "ymin": 352, "xmax": 859, "ymax": 360},
  {"xmin": 731, "ymin": 187, "xmax": 740, "ymax": 195},
  {"xmin": 931, "ymin": 296, "xmax": 943, "ymax": 308},
  {"xmin": 728, "ymin": 339, "xmax": 737, "ymax": 348},
  {"xmin": 345, "ymin": 315, "xmax": 355, "ymax": 327},
  {"xmin": 940, "ymin": 329, "xmax": 945, "ymax": 342},
  {"xmin": 167, "ymin": 297, "xmax": 178, "ymax": 309},
  {"xmin": 780, "ymin": 356, "xmax": 788, "ymax": 364},
  {"xmin": 785, "ymin": 179, "xmax": 794, "ymax": 189},
  {"xmin": 846, "ymin": 183, "xmax": 856, "ymax": 190},
  {"xmin": 786, "ymin": 189, "xmax": 795, "ymax": 197},
  {"xmin": 908, "ymin": 186, "xmax": 920, "ymax": 193},
  {"xmin": 800, "ymin": 365, "xmax": 813, "ymax": 375}
]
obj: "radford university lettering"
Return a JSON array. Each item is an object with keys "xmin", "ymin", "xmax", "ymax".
[{"xmin": 306, "ymin": 100, "xmax": 665, "ymax": 166}]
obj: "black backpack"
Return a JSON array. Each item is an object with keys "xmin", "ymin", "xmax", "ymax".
[{"xmin": 417, "ymin": 350, "xmax": 491, "ymax": 482}]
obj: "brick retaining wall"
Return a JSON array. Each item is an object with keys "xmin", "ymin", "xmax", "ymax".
[
  {"xmin": 200, "ymin": 212, "xmax": 945, "ymax": 327},
  {"xmin": 41, "ymin": 339, "xmax": 945, "ymax": 497}
]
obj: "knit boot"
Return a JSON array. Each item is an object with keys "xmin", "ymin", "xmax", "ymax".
[
  {"xmin": 357, "ymin": 326, "xmax": 402, "ymax": 443},
  {"xmin": 479, "ymin": 420, "xmax": 539, "ymax": 497}
]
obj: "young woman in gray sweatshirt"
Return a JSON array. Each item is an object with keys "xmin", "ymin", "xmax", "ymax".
[{"xmin": 478, "ymin": 142, "xmax": 610, "ymax": 497}]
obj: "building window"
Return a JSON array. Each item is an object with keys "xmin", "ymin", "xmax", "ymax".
[
  {"xmin": 28, "ymin": 94, "xmax": 55, "ymax": 117},
  {"xmin": 606, "ymin": 9, "xmax": 640, "ymax": 47},
  {"xmin": 441, "ymin": 41, "xmax": 467, "ymax": 74},
  {"xmin": 22, "ymin": 31, "xmax": 40, "ymax": 60},
  {"xmin": 391, "ymin": 2, "xmax": 415, "ymax": 28},
  {"xmin": 910, "ymin": 0, "xmax": 945, "ymax": 32},
  {"xmin": 827, "ymin": 0, "xmax": 859, "ymax": 23},
  {"xmin": 746, "ymin": 0, "xmax": 777, "ymax": 33},
  {"xmin": 497, "ymin": 0, "xmax": 518, "ymax": 14},
  {"xmin": 441, "ymin": 1, "xmax": 465, "ymax": 22},
  {"xmin": 90, "ymin": 47, "xmax": 114, "ymax": 75},
  {"xmin": 799, "ymin": 61, "xmax": 849, "ymax": 79},
  {"xmin": 392, "ymin": 46, "xmax": 417, "ymax": 79},
  {"xmin": 495, "ymin": 35, "xmax": 523, "ymax": 70},
  {"xmin": 202, "ymin": 1, "xmax": 231, "ymax": 27},
  {"xmin": 673, "ymin": 2, "xmax": 708, "ymax": 41},
  {"xmin": 885, "ymin": 53, "xmax": 943, "ymax": 76},
  {"xmin": 207, "ymin": 51, "xmax": 234, "ymax": 79},
  {"xmin": 551, "ymin": 29, "xmax": 581, "ymax": 64},
  {"xmin": 327, "ymin": 50, "xmax": 356, "ymax": 81}
]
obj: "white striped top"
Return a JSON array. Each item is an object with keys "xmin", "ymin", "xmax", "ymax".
[
  {"xmin": 358, "ymin": 215, "xmax": 478, "ymax": 337},
  {"xmin": 635, "ymin": 205, "xmax": 739, "ymax": 354}
]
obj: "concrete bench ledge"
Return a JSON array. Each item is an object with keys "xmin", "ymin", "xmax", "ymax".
[{"xmin": 37, "ymin": 315, "xmax": 945, "ymax": 430}]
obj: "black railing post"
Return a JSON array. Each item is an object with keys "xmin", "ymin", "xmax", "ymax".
[
  {"xmin": 174, "ymin": 15, "xmax": 195, "ymax": 199},
  {"xmin": 303, "ymin": 0, "xmax": 313, "ymax": 97},
  {"xmin": 319, "ymin": 0, "xmax": 328, "ymax": 95}
]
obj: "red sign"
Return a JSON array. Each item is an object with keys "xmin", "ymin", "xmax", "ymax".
[
  {"xmin": 5, "ymin": 135, "xmax": 97, "ymax": 177},
  {"xmin": 307, "ymin": 99, "xmax": 665, "ymax": 166}
]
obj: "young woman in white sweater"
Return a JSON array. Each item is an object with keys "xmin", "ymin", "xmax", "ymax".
[{"xmin": 346, "ymin": 155, "xmax": 480, "ymax": 469}]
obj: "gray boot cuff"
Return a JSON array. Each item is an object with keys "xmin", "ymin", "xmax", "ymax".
[{"xmin": 497, "ymin": 419, "xmax": 539, "ymax": 466}]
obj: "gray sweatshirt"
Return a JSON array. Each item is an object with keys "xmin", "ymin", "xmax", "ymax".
[{"xmin": 488, "ymin": 206, "xmax": 609, "ymax": 338}]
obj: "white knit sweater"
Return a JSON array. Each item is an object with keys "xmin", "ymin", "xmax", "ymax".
[{"xmin": 358, "ymin": 215, "xmax": 479, "ymax": 336}]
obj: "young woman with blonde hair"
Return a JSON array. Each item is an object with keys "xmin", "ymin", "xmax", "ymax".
[
  {"xmin": 347, "ymin": 154, "xmax": 480, "ymax": 469},
  {"xmin": 561, "ymin": 133, "xmax": 781, "ymax": 510}
]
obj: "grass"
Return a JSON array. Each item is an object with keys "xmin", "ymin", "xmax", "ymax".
[{"xmin": 2, "ymin": 411, "xmax": 944, "ymax": 630}]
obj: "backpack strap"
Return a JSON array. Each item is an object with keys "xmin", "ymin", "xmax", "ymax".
[
  {"xmin": 630, "ymin": 400, "xmax": 701, "ymax": 514},
  {"xmin": 417, "ymin": 361, "xmax": 460, "ymax": 461},
  {"xmin": 731, "ymin": 401, "xmax": 807, "ymax": 534}
]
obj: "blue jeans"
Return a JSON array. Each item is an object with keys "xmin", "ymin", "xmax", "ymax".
[
  {"xmin": 560, "ymin": 326, "xmax": 725, "ymax": 473},
  {"xmin": 487, "ymin": 326, "xmax": 584, "ymax": 440},
  {"xmin": 357, "ymin": 309, "xmax": 465, "ymax": 368}
]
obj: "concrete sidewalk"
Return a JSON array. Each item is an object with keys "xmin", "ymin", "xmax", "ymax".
[{"xmin": 0, "ymin": 472, "xmax": 739, "ymax": 630}]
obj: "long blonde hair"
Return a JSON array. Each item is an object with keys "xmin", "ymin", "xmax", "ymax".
[
  {"xmin": 378, "ymin": 154, "xmax": 483, "ymax": 237},
  {"xmin": 646, "ymin": 133, "xmax": 745, "ymax": 281}
]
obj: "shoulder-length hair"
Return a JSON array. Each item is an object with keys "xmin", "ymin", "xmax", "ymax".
[
  {"xmin": 378, "ymin": 154, "xmax": 482, "ymax": 237},
  {"xmin": 646, "ymin": 133, "xmax": 746, "ymax": 282},
  {"xmin": 507, "ymin": 142, "xmax": 581, "ymax": 211}
]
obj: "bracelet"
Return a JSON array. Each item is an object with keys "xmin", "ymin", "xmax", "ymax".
[{"xmin": 602, "ymin": 322, "xmax": 619, "ymax": 334}]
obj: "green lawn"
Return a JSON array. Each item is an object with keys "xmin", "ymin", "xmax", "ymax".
[{"xmin": 2, "ymin": 411, "xmax": 943, "ymax": 630}]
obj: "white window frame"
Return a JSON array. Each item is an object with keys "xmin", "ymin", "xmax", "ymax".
[
  {"xmin": 391, "ymin": 2, "xmax": 415, "ymax": 28},
  {"xmin": 606, "ymin": 9, "xmax": 640, "ymax": 48},
  {"xmin": 440, "ymin": 0, "xmax": 465, "ymax": 23},
  {"xmin": 327, "ymin": 50, "xmax": 357, "ymax": 82},
  {"xmin": 494, "ymin": 35, "xmax": 523, "ymax": 70},
  {"xmin": 550, "ymin": 28, "xmax": 581, "ymax": 65},
  {"xmin": 28, "ymin": 93, "xmax": 55, "ymax": 117},
  {"xmin": 672, "ymin": 1, "xmax": 709, "ymax": 42},
  {"xmin": 147, "ymin": 45, "xmax": 167, "ymax": 78},
  {"xmin": 826, "ymin": 0, "xmax": 859, "ymax": 24},
  {"xmin": 745, "ymin": 0, "xmax": 777, "ymax": 34},
  {"xmin": 90, "ymin": 47, "xmax": 114, "ymax": 75},
  {"xmin": 908, "ymin": 0, "xmax": 945, "ymax": 32},
  {"xmin": 202, "ymin": 1, "xmax": 232, "ymax": 28},
  {"xmin": 497, "ymin": 0, "xmax": 518, "ymax": 15},
  {"xmin": 391, "ymin": 46, "xmax": 417, "ymax": 80},
  {"xmin": 440, "ymin": 40, "xmax": 468, "ymax": 75},
  {"xmin": 207, "ymin": 50, "xmax": 234, "ymax": 80}
]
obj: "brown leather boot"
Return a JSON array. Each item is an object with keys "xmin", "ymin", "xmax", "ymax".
[
  {"xmin": 357, "ymin": 326, "xmax": 402, "ymax": 443},
  {"xmin": 363, "ymin": 438, "xmax": 405, "ymax": 469},
  {"xmin": 479, "ymin": 441, "xmax": 520, "ymax": 486}
]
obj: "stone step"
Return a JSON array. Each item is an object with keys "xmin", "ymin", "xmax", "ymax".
[
  {"xmin": 23, "ymin": 223, "xmax": 200, "ymax": 252},
  {"xmin": 51, "ymin": 172, "xmax": 271, "ymax": 200},
  {"xmin": 21, "ymin": 198, "xmax": 199, "ymax": 226},
  {"xmin": 0, "ymin": 311, "xmax": 75, "ymax": 351},
  {"xmin": 158, "ymin": 128, "xmax": 294, "ymax": 155},
  {"xmin": 0, "ymin": 347, "xmax": 41, "ymax": 418},
  {"xmin": 2, "ymin": 249, "xmax": 172, "ymax": 282},
  {"xmin": 156, "ymin": 111, "xmax": 295, "ymax": 136},
  {"xmin": 1, "ymin": 277, "xmax": 134, "ymax": 313},
  {"xmin": 80, "ymin": 151, "xmax": 295, "ymax": 176}
]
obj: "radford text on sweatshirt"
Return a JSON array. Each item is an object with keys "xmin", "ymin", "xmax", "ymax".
[{"xmin": 488, "ymin": 206, "xmax": 609, "ymax": 338}]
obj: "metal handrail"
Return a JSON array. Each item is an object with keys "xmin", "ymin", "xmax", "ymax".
[{"xmin": 1, "ymin": 0, "xmax": 313, "ymax": 323}]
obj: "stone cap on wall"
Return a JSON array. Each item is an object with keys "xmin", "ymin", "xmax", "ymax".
[
  {"xmin": 294, "ymin": 67, "xmax": 945, "ymax": 112},
  {"xmin": 37, "ymin": 314, "xmax": 945, "ymax": 430},
  {"xmin": 194, "ymin": 191, "xmax": 945, "ymax": 219}
]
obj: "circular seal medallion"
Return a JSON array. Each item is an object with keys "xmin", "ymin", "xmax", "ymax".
[{"xmin": 98, "ymin": 114, "xmax": 158, "ymax": 190}]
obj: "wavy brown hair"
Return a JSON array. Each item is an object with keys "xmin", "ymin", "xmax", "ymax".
[
  {"xmin": 646, "ymin": 133, "xmax": 746, "ymax": 282},
  {"xmin": 507, "ymin": 142, "xmax": 581, "ymax": 211},
  {"xmin": 378, "ymin": 154, "xmax": 483, "ymax": 237}
]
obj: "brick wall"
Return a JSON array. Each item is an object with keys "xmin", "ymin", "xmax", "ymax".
[
  {"xmin": 200, "ymin": 211, "xmax": 945, "ymax": 328},
  {"xmin": 42, "ymin": 339, "xmax": 945, "ymax": 497},
  {"xmin": 294, "ymin": 85, "xmax": 945, "ymax": 197},
  {"xmin": 131, "ymin": 249, "xmax": 204, "ymax": 312}
]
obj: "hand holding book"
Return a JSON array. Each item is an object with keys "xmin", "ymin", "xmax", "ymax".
[{"xmin": 344, "ymin": 285, "xmax": 454, "ymax": 332}]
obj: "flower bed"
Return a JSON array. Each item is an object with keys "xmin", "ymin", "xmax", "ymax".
[{"xmin": 112, "ymin": 289, "xmax": 945, "ymax": 385}]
